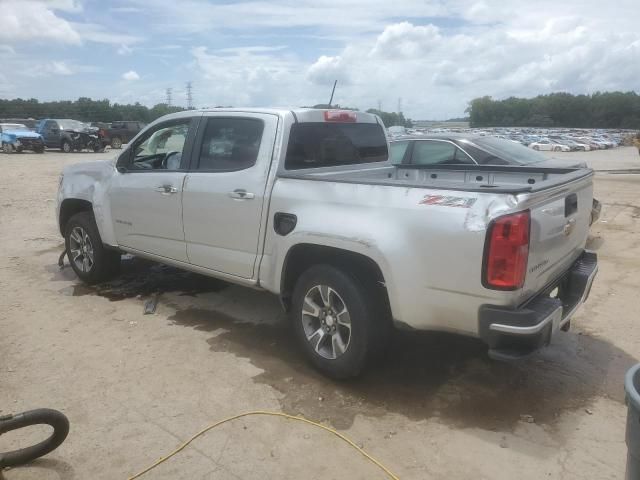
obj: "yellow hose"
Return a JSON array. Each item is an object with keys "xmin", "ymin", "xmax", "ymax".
[{"xmin": 127, "ymin": 410, "xmax": 400, "ymax": 480}]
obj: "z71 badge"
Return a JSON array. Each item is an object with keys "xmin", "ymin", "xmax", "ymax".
[{"xmin": 419, "ymin": 195, "xmax": 477, "ymax": 208}]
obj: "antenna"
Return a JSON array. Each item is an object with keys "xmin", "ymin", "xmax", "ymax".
[
  {"xmin": 186, "ymin": 81, "xmax": 193, "ymax": 109},
  {"xmin": 328, "ymin": 80, "xmax": 337, "ymax": 107},
  {"xmin": 166, "ymin": 88, "xmax": 173, "ymax": 106}
]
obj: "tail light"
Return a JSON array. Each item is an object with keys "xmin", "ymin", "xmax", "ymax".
[
  {"xmin": 324, "ymin": 110, "xmax": 357, "ymax": 123},
  {"xmin": 483, "ymin": 211, "xmax": 530, "ymax": 290}
]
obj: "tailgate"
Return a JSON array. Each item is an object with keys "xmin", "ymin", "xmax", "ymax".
[{"xmin": 522, "ymin": 174, "xmax": 593, "ymax": 299}]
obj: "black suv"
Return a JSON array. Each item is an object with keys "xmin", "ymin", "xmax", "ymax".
[{"xmin": 105, "ymin": 121, "xmax": 146, "ymax": 149}]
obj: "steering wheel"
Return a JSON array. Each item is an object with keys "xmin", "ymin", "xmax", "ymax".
[{"xmin": 161, "ymin": 151, "xmax": 181, "ymax": 170}]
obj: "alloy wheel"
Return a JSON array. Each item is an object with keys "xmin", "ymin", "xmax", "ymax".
[{"xmin": 301, "ymin": 285, "xmax": 351, "ymax": 360}]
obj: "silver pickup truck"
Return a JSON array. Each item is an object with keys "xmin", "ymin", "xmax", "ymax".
[{"xmin": 56, "ymin": 108, "xmax": 598, "ymax": 378}]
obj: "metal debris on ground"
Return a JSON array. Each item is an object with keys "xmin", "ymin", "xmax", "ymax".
[
  {"xmin": 143, "ymin": 294, "xmax": 159, "ymax": 315},
  {"xmin": 58, "ymin": 250, "xmax": 67, "ymax": 268}
]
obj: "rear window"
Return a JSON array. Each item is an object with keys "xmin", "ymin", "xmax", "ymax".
[
  {"xmin": 464, "ymin": 136, "xmax": 548, "ymax": 165},
  {"xmin": 285, "ymin": 122, "xmax": 388, "ymax": 170}
]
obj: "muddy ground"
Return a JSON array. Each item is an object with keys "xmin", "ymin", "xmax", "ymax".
[{"xmin": 1, "ymin": 147, "xmax": 639, "ymax": 479}]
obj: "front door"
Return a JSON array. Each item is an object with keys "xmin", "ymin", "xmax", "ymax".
[
  {"xmin": 182, "ymin": 113, "xmax": 278, "ymax": 278},
  {"xmin": 109, "ymin": 116, "xmax": 200, "ymax": 262}
]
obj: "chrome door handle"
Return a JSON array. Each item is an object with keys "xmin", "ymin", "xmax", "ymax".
[
  {"xmin": 228, "ymin": 189, "xmax": 255, "ymax": 200},
  {"xmin": 155, "ymin": 185, "xmax": 178, "ymax": 194}
]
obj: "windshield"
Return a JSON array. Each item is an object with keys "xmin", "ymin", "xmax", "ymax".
[
  {"xmin": 0, "ymin": 124, "xmax": 29, "ymax": 132},
  {"xmin": 57, "ymin": 120, "xmax": 87, "ymax": 130},
  {"xmin": 466, "ymin": 136, "xmax": 549, "ymax": 165}
]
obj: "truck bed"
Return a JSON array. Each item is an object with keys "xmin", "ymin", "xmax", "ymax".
[{"xmin": 279, "ymin": 164, "xmax": 593, "ymax": 194}]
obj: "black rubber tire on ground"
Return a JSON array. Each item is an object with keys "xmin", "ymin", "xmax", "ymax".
[
  {"xmin": 64, "ymin": 211, "xmax": 120, "ymax": 284},
  {"xmin": 61, "ymin": 140, "xmax": 72, "ymax": 153},
  {"xmin": 34, "ymin": 147, "xmax": 45, "ymax": 153},
  {"xmin": 533, "ymin": 145, "xmax": 539, "ymax": 151},
  {"xmin": 0, "ymin": 409, "xmax": 69, "ymax": 468},
  {"xmin": 291, "ymin": 264, "xmax": 389, "ymax": 379},
  {"xmin": 3, "ymin": 143, "xmax": 14, "ymax": 154},
  {"xmin": 554, "ymin": 146, "xmax": 561, "ymax": 152},
  {"xmin": 110, "ymin": 137, "xmax": 123, "ymax": 149}
]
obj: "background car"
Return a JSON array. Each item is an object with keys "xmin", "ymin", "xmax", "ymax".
[
  {"xmin": 0, "ymin": 123, "xmax": 45, "ymax": 153},
  {"xmin": 36, "ymin": 119, "xmax": 105, "ymax": 153},
  {"xmin": 390, "ymin": 134, "xmax": 601, "ymax": 224},
  {"xmin": 529, "ymin": 139, "xmax": 571, "ymax": 152},
  {"xmin": 104, "ymin": 121, "xmax": 146, "ymax": 149}
]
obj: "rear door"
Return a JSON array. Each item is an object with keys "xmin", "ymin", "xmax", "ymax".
[
  {"xmin": 182, "ymin": 112, "xmax": 278, "ymax": 278},
  {"xmin": 42, "ymin": 120, "xmax": 60, "ymax": 147}
]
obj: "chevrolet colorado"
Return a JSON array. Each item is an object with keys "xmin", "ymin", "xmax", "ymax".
[{"xmin": 56, "ymin": 108, "xmax": 598, "ymax": 378}]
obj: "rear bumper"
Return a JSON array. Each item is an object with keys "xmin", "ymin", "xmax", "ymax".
[{"xmin": 478, "ymin": 251, "xmax": 598, "ymax": 360}]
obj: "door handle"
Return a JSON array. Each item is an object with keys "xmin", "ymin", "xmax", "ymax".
[
  {"xmin": 228, "ymin": 189, "xmax": 255, "ymax": 200},
  {"xmin": 155, "ymin": 185, "xmax": 178, "ymax": 194}
]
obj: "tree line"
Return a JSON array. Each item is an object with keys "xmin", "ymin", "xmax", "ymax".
[
  {"xmin": 0, "ymin": 98, "xmax": 415, "ymax": 127},
  {"xmin": 466, "ymin": 92, "xmax": 640, "ymax": 129},
  {"xmin": 0, "ymin": 97, "xmax": 185, "ymax": 123}
]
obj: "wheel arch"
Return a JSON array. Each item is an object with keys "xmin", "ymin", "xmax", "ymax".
[
  {"xmin": 59, "ymin": 198, "xmax": 93, "ymax": 235},
  {"xmin": 279, "ymin": 243, "xmax": 389, "ymax": 313}
]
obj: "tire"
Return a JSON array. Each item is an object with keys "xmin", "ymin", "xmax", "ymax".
[
  {"xmin": 3, "ymin": 143, "xmax": 14, "ymax": 154},
  {"xmin": 110, "ymin": 137, "xmax": 123, "ymax": 149},
  {"xmin": 34, "ymin": 147, "xmax": 44, "ymax": 154},
  {"xmin": 533, "ymin": 145, "xmax": 539, "ymax": 151},
  {"xmin": 291, "ymin": 264, "xmax": 388, "ymax": 379},
  {"xmin": 61, "ymin": 140, "xmax": 72, "ymax": 153},
  {"xmin": 0, "ymin": 409, "xmax": 69, "ymax": 467},
  {"xmin": 64, "ymin": 211, "xmax": 120, "ymax": 284},
  {"xmin": 553, "ymin": 146, "xmax": 561, "ymax": 152}
]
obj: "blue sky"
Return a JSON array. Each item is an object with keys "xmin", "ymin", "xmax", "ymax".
[{"xmin": 1, "ymin": 0, "xmax": 638, "ymax": 119}]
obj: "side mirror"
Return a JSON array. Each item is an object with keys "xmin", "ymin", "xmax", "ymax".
[{"xmin": 116, "ymin": 149, "xmax": 131, "ymax": 173}]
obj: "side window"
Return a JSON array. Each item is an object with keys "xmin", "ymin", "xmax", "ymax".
[
  {"xmin": 129, "ymin": 119, "xmax": 191, "ymax": 171},
  {"xmin": 389, "ymin": 141, "xmax": 410, "ymax": 164},
  {"xmin": 195, "ymin": 117, "xmax": 264, "ymax": 171},
  {"xmin": 412, "ymin": 141, "xmax": 473, "ymax": 165}
]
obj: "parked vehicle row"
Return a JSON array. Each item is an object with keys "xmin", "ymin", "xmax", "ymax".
[
  {"xmin": 1, "ymin": 118, "xmax": 145, "ymax": 154},
  {"xmin": 397, "ymin": 126, "xmax": 633, "ymax": 153}
]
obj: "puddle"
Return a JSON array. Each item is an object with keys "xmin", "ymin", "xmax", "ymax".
[
  {"xmin": 53, "ymin": 256, "xmax": 229, "ymax": 300},
  {"xmin": 169, "ymin": 307, "xmax": 637, "ymax": 431}
]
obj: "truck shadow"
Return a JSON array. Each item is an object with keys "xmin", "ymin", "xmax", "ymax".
[
  {"xmin": 168, "ymin": 305, "xmax": 636, "ymax": 432},
  {"xmin": 48, "ymin": 257, "xmax": 636, "ymax": 433}
]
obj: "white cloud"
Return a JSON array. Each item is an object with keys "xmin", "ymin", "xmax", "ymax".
[
  {"xmin": 122, "ymin": 70, "xmax": 140, "ymax": 81},
  {"xmin": 117, "ymin": 44, "xmax": 134, "ymax": 55},
  {"xmin": 0, "ymin": 1, "xmax": 82, "ymax": 44}
]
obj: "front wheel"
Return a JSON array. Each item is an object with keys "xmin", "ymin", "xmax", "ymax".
[
  {"xmin": 64, "ymin": 211, "xmax": 120, "ymax": 284},
  {"xmin": 3, "ymin": 143, "xmax": 14, "ymax": 154},
  {"xmin": 553, "ymin": 146, "xmax": 561, "ymax": 152},
  {"xmin": 61, "ymin": 140, "xmax": 72, "ymax": 153},
  {"xmin": 291, "ymin": 264, "xmax": 388, "ymax": 379}
]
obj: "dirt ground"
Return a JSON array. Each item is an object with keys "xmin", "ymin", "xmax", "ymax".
[{"xmin": 1, "ymin": 146, "xmax": 639, "ymax": 479}]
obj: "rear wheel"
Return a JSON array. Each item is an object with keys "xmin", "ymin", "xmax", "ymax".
[
  {"xmin": 64, "ymin": 211, "xmax": 120, "ymax": 284},
  {"xmin": 291, "ymin": 264, "xmax": 388, "ymax": 379},
  {"xmin": 533, "ymin": 145, "xmax": 539, "ymax": 151},
  {"xmin": 110, "ymin": 137, "xmax": 123, "ymax": 149},
  {"xmin": 61, "ymin": 140, "xmax": 72, "ymax": 153},
  {"xmin": 553, "ymin": 146, "xmax": 561, "ymax": 152},
  {"xmin": 3, "ymin": 143, "xmax": 14, "ymax": 154}
]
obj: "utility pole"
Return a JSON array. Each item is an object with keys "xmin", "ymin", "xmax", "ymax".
[
  {"xmin": 377, "ymin": 99, "xmax": 382, "ymax": 111},
  {"xmin": 397, "ymin": 97, "xmax": 402, "ymax": 114},
  {"xmin": 166, "ymin": 88, "xmax": 172, "ymax": 106},
  {"xmin": 186, "ymin": 81, "xmax": 193, "ymax": 109}
]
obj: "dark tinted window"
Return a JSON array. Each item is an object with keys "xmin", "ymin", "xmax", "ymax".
[
  {"xmin": 461, "ymin": 136, "xmax": 546, "ymax": 165},
  {"xmin": 285, "ymin": 123, "xmax": 388, "ymax": 170},
  {"xmin": 196, "ymin": 118, "xmax": 264, "ymax": 171}
]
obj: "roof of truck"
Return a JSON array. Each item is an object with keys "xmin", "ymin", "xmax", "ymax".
[{"xmin": 157, "ymin": 108, "xmax": 381, "ymax": 124}]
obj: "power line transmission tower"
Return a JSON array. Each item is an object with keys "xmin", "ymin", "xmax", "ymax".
[
  {"xmin": 166, "ymin": 88, "xmax": 172, "ymax": 106},
  {"xmin": 186, "ymin": 81, "xmax": 193, "ymax": 109}
]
